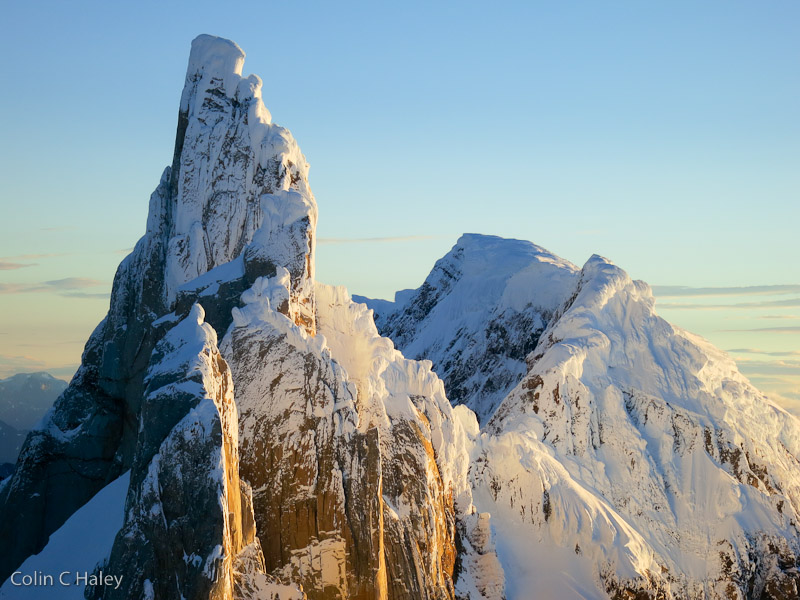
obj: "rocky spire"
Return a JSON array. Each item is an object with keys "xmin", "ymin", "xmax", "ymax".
[{"xmin": 0, "ymin": 34, "xmax": 317, "ymax": 581}]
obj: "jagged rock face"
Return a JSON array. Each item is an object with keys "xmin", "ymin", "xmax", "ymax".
[
  {"xmin": 219, "ymin": 277, "xmax": 504, "ymax": 599},
  {"xmin": 393, "ymin": 242, "xmax": 800, "ymax": 599},
  {"xmin": 90, "ymin": 305, "xmax": 273, "ymax": 599},
  {"xmin": 0, "ymin": 34, "xmax": 317, "ymax": 580},
  {"xmin": 361, "ymin": 234, "xmax": 578, "ymax": 424}
]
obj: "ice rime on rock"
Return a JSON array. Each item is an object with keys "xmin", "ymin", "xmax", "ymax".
[
  {"xmin": 363, "ymin": 233, "xmax": 579, "ymax": 423},
  {"xmin": 88, "ymin": 304, "xmax": 296, "ymax": 600}
]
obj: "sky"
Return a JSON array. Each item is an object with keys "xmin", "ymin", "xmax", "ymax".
[{"xmin": 1, "ymin": 1, "xmax": 798, "ymax": 411}]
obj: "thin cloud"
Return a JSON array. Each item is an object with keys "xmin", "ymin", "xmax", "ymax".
[
  {"xmin": 653, "ymin": 284, "xmax": 800, "ymax": 298},
  {"xmin": 317, "ymin": 235, "xmax": 440, "ymax": 245},
  {"xmin": 658, "ymin": 298, "xmax": 800, "ymax": 310},
  {"xmin": 60, "ymin": 291, "xmax": 111, "ymax": 299},
  {"xmin": 1, "ymin": 253, "xmax": 68, "ymax": 260},
  {"xmin": 0, "ymin": 262, "xmax": 37, "ymax": 270},
  {"xmin": 720, "ymin": 327, "xmax": 800, "ymax": 334},
  {"xmin": 734, "ymin": 358, "xmax": 800, "ymax": 373},
  {"xmin": 0, "ymin": 252, "xmax": 71, "ymax": 271},
  {"xmin": 44, "ymin": 277, "xmax": 104, "ymax": 290},
  {"xmin": 727, "ymin": 348, "xmax": 800, "ymax": 357},
  {"xmin": 0, "ymin": 277, "xmax": 108, "ymax": 297}
]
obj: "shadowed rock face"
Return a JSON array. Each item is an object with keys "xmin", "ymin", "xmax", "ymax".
[
  {"xmin": 0, "ymin": 34, "xmax": 316, "ymax": 581},
  {"xmin": 88, "ymin": 305, "xmax": 268, "ymax": 599}
]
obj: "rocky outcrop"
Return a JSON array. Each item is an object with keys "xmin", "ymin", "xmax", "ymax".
[
  {"xmin": 0, "ymin": 34, "xmax": 502, "ymax": 600},
  {"xmin": 88, "ymin": 304, "xmax": 294, "ymax": 599}
]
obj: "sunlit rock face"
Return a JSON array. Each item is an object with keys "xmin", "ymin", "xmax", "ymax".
[
  {"xmin": 219, "ymin": 279, "xmax": 504, "ymax": 599},
  {"xmin": 88, "ymin": 305, "xmax": 269, "ymax": 599}
]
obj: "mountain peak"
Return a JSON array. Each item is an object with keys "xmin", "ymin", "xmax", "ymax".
[{"xmin": 180, "ymin": 34, "xmax": 245, "ymax": 113}]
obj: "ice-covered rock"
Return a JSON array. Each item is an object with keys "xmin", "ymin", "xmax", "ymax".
[{"xmin": 88, "ymin": 305, "xmax": 280, "ymax": 599}]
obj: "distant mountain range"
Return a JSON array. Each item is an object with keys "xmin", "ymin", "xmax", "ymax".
[{"xmin": 0, "ymin": 372, "xmax": 66, "ymax": 465}]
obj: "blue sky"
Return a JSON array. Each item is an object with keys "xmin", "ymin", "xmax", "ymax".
[{"xmin": 1, "ymin": 1, "xmax": 798, "ymax": 410}]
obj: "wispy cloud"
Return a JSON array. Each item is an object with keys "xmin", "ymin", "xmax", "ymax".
[
  {"xmin": 2, "ymin": 253, "xmax": 68, "ymax": 260},
  {"xmin": 60, "ymin": 291, "xmax": 111, "ymax": 299},
  {"xmin": 653, "ymin": 284, "xmax": 800, "ymax": 298},
  {"xmin": 317, "ymin": 235, "xmax": 440, "ymax": 245},
  {"xmin": 727, "ymin": 348, "xmax": 800, "ymax": 357},
  {"xmin": 0, "ymin": 277, "xmax": 108, "ymax": 298},
  {"xmin": 0, "ymin": 252, "xmax": 72, "ymax": 271},
  {"xmin": 721, "ymin": 327, "xmax": 800, "ymax": 334},
  {"xmin": 40, "ymin": 226, "xmax": 77, "ymax": 232},
  {"xmin": 0, "ymin": 354, "xmax": 51, "ymax": 379},
  {"xmin": 733, "ymin": 358, "xmax": 800, "ymax": 373},
  {"xmin": 658, "ymin": 298, "xmax": 800, "ymax": 310},
  {"xmin": 0, "ymin": 262, "xmax": 37, "ymax": 270}
]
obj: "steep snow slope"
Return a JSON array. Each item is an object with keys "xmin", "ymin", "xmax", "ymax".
[
  {"xmin": 481, "ymin": 255, "xmax": 800, "ymax": 598},
  {"xmin": 360, "ymin": 234, "xmax": 579, "ymax": 423}
]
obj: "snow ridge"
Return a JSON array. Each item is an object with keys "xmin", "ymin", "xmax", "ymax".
[{"xmin": 363, "ymin": 233, "xmax": 579, "ymax": 423}]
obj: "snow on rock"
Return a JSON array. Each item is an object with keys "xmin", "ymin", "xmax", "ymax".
[
  {"xmin": 363, "ymin": 233, "xmax": 579, "ymax": 423},
  {"xmin": 165, "ymin": 33, "xmax": 317, "ymax": 322}
]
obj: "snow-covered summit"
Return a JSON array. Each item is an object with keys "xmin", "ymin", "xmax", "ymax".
[
  {"xmin": 181, "ymin": 34, "xmax": 246, "ymax": 114},
  {"xmin": 380, "ymin": 234, "xmax": 800, "ymax": 598},
  {"xmin": 362, "ymin": 233, "xmax": 579, "ymax": 422}
]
